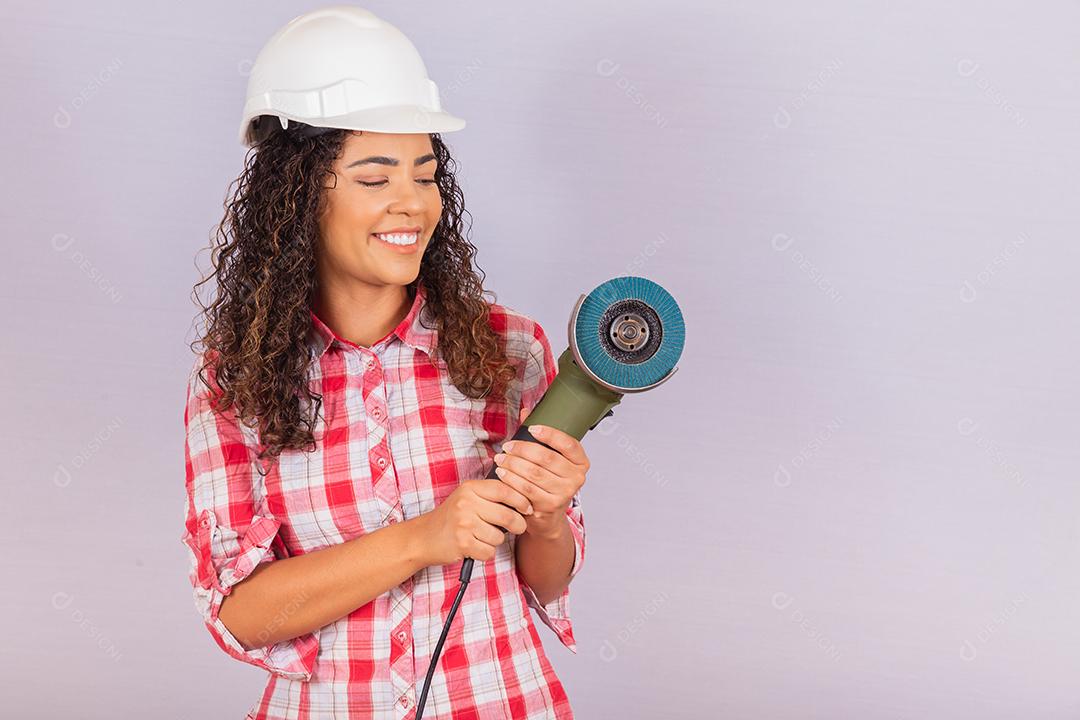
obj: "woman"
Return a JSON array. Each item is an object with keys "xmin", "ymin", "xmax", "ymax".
[{"xmin": 181, "ymin": 7, "xmax": 588, "ymax": 719}]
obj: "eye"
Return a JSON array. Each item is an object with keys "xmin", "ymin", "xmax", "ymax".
[{"xmin": 356, "ymin": 179, "xmax": 438, "ymax": 187}]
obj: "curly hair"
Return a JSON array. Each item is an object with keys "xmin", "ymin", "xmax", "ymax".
[{"xmin": 189, "ymin": 117, "xmax": 517, "ymax": 463}]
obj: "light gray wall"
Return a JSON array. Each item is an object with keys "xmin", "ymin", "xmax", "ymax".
[{"xmin": 2, "ymin": 1, "xmax": 1077, "ymax": 717}]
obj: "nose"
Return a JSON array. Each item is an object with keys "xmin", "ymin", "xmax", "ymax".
[{"xmin": 386, "ymin": 175, "xmax": 426, "ymax": 218}]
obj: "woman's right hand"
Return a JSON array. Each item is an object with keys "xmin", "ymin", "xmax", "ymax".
[{"xmin": 417, "ymin": 479, "xmax": 534, "ymax": 565}]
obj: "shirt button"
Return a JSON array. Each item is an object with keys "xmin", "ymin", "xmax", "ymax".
[
  {"xmin": 399, "ymin": 696, "xmax": 410, "ymax": 708},
  {"xmin": 377, "ymin": 457, "xmax": 387, "ymax": 468},
  {"xmin": 372, "ymin": 407, "xmax": 382, "ymax": 419},
  {"xmin": 397, "ymin": 629, "xmax": 408, "ymax": 643},
  {"xmin": 387, "ymin": 515, "xmax": 398, "ymax": 525}
]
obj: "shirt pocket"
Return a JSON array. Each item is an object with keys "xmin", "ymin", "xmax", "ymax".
[
  {"xmin": 267, "ymin": 402, "xmax": 374, "ymax": 550},
  {"xmin": 406, "ymin": 363, "xmax": 488, "ymax": 489}
]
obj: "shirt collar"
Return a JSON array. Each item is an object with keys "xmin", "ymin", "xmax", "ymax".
[{"xmin": 307, "ymin": 282, "xmax": 437, "ymax": 360}]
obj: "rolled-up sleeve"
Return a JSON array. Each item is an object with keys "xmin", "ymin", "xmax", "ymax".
[
  {"xmin": 514, "ymin": 321, "xmax": 587, "ymax": 653},
  {"xmin": 180, "ymin": 363, "xmax": 320, "ymax": 680}
]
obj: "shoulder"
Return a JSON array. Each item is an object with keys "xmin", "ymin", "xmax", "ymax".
[
  {"xmin": 485, "ymin": 300, "xmax": 552, "ymax": 363},
  {"xmin": 184, "ymin": 350, "xmax": 223, "ymax": 408},
  {"xmin": 183, "ymin": 351, "xmax": 259, "ymax": 445}
]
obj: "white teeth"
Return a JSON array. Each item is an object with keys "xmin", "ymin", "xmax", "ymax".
[{"xmin": 375, "ymin": 232, "xmax": 418, "ymax": 245}]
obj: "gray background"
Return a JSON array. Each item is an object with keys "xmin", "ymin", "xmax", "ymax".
[{"xmin": 2, "ymin": 1, "xmax": 1078, "ymax": 718}]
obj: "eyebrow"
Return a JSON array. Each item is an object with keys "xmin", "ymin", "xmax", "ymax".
[{"xmin": 345, "ymin": 153, "xmax": 437, "ymax": 169}]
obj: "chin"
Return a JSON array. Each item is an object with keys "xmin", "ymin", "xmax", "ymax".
[{"xmin": 376, "ymin": 269, "xmax": 421, "ymax": 287}]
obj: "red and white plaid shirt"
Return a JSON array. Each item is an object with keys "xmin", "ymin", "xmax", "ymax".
[{"xmin": 181, "ymin": 282, "xmax": 585, "ymax": 719}]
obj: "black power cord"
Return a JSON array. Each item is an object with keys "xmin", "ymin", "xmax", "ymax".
[
  {"xmin": 414, "ymin": 424, "xmax": 551, "ymax": 719},
  {"xmin": 415, "ymin": 555, "xmax": 474, "ymax": 719}
]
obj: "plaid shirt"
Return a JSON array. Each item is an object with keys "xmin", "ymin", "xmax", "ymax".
[{"xmin": 180, "ymin": 283, "xmax": 586, "ymax": 719}]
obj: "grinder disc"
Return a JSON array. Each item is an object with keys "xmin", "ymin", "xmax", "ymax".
[{"xmin": 572, "ymin": 276, "xmax": 685, "ymax": 390}]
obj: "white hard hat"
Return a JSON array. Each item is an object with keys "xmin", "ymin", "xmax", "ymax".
[{"xmin": 239, "ymin": 5, "xmax": 466, "ymax": 146}]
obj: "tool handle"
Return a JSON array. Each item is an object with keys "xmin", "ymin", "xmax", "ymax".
[
  {"xmin": 488, "ymin": 424, "xmax": 554, "ymax": 531},
  {"xmin": 462, "ymin": 425, "xmax": 554, "ymax": 575}
]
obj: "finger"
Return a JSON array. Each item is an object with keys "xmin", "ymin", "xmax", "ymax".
[
  {"xmin": 478, "ymin": 501, "xmax": 527, "ymax": 536},
  {"xmin": 494, "ymin": 465, "xmax": 542, "ymax": 505},
  {"xmin": 501, "ymin": 439, "xmax": 577, "ymax": 479},
  {"xmin": 475, "ymin": 478, "xmax": 533, "ymax": 516},
  {"xmin": 525, "ymin": 425, "xmax": 589, "ymax": 468},
  {"xmin": 472, "ymin": 521, "xmax": 506, "ymax": 548},
  {"xmin": 494, "ymin": 451, "xmax": 562, "ymax": 494},
  {"xmin": 494, "ymin": 465, "xmax": 562, "ymax": 510},
  {"xmin": 494, "ymin": 503, "xmax": 529, "ymax": 535}
]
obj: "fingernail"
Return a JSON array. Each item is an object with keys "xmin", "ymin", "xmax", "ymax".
[
  {"xmin": 528, "ymin": 425, "xmax": 543, "ymax": 435},
  {"xmin": 525, "ymin": 504, "xmax": 534, "ymax": 515}
]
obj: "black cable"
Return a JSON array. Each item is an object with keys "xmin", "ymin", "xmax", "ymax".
[
  {"xmin": 414, "ymin": 424, "xmax": 548, "ymax": 719},
  {"xmin": 415, "ymin": 560, "xmax": 472, "ymax": 719}
]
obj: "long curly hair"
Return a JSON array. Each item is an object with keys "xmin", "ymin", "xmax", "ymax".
[{"xmin": 189, "ymin": 118, "xmax": 517, "ymax": 463}]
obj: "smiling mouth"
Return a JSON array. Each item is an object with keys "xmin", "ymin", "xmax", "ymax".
[{"xmin": 371, "ymin": 231, "xmax": 419, "ymax": 246}]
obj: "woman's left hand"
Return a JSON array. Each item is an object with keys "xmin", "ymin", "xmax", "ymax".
[{"xmin": 492, "ymin": 406, "xmax": 589, "ymax": 537}]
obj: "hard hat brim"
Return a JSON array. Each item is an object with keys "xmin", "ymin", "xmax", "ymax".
[{"xmin": 240, "ymin": 105, "xmax": 466, "ymax": 146}]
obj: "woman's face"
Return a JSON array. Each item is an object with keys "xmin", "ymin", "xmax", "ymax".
[{"xmin": 317, "ymin": 131, "xmax": 442, "ymax": 291}]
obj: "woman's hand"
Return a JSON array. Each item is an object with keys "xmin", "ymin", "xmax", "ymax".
[
  {"xmin": 418, "ymin": 478, "xmax": 533, "ymax": 565},
  {"xmin": 493, "ymin": 407, "xmax": 590, "ymax": 538}
]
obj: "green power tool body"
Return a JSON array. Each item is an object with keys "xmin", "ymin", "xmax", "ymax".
[
  {"xmin": 415, "ymin": 275, "xmax": 686, "ymax": 719},
  {"xmin": 520, "ymin": 275, "xmax": 685, "ymax": 441}
]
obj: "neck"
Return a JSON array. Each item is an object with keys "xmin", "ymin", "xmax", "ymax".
[{"xmin": 312, "ymin": 282, "xmax": 414, "ymax": 348}]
